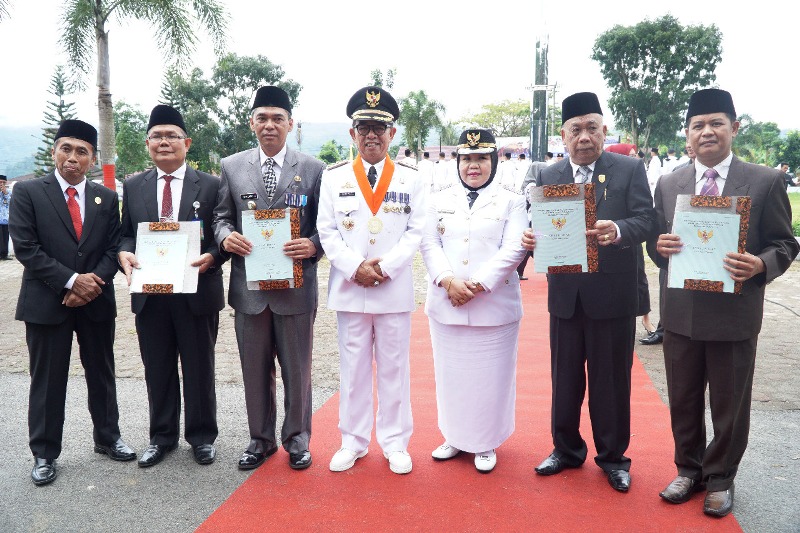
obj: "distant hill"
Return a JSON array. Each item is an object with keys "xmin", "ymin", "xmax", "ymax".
[
  {"xmin": 0, "ymin": 126, "xmax": 42, "ymax": 177},
  {"xmin": 0, "ymin": 122, "xmax": 410, "ymax": 178}
]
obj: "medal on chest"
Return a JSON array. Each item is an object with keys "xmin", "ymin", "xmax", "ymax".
[{"xmin": 368, "ymin": 216, "xmax": 384, "ymax": 234}]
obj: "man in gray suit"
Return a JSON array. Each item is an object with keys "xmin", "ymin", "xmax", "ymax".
[
  {"xmin": 213, "ymin": 86, "xmax": 325, "ymax": 471},
  {"xmin": 654, "ymin": 89, "xmax": 799, "ymax": 517}
]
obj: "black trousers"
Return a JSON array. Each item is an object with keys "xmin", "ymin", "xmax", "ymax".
[
  {"xmin": 549, "ymin": 303, "xmax": 635, "ymax": 472},
  {"xmin": 135, "ymin": 295, "xmax": 219, "ymax": 446},
  {"xmin": 27, "ymin": 314, "xmax": 120, "ymax": 459},
  {"xmin": 0, "ymin": 224, "xmax": 8, "ymax": 257}
]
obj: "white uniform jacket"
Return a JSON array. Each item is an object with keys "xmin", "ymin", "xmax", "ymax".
[
  {"xmin": 318, "ymin": 158, "xmax": 427, "ymax": 314},
  {"xmin": 421, "ymin": 180, "xmax": 527, "ymax": 326}
]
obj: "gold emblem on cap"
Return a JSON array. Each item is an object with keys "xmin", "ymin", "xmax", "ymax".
[
  {"xmin": 467, "ymin": 132, "xmax": 480, "ymax": 147},
  {"xmin": 366, "ymin": 90, "xmax": 381, "ymax": 108}
]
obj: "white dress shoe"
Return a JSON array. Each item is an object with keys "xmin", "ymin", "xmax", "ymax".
[
  {"xmin": 431, "ymin": 443, "xmax": 461, "ymax": 461},
  {"xmin": 474, "ymin": 450, "xmax": 496, "ymax": 473},
  {"xmin": 329, "ymin": 448, "xmax": 367, "ymax": 472},
  {"xmin": 384, "ymin": 450, "xmax": 412, "ymax": 474}
]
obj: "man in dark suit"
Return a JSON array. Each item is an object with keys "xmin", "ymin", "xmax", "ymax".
[
  {"xmin": 9, "ymin": 119, "xmax": 136, "ymax": 486},
  {"xmin": 522, "ymin": 92, "xmax": 655, "ymax": 492},
  {"xmin": 118, "ymin": 105, "xmax": 225, "ymax": 467},
  {"xmin": 213, "ymin": 86, "xmax": 325, "ymax": 471},
  {"xmin": 654, "ymin": 89, "xmax": 799, "ymax": 517}
]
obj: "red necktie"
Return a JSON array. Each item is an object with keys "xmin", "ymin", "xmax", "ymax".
[
  {"xmin": 161, "ymin": 175, "xmax": 174, "ymax": 221},
  {"xmin": 66, "ymin": 187, "xmax": 82, "ymax": 240}
]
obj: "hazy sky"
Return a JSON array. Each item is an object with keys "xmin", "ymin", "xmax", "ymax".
[{"xmin": 1, "ymin": 1, "xmax": 797, "ymax": 131}]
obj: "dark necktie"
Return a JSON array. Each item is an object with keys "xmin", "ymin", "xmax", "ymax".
[
  {"xmin": 467, "ymin": 190, "xmax": 479, "ymax": 208},
  {"xmin": 263, "ymin": 157, "xmax": 278, "ymax": 200},
  {"xmin": 699, "ymin": 168, "xmax": 720, "ymax": 196},
  {"xmin": 161, "ymin": 175, "xmax": 174, "ymax": 221},
  {"xmin": 578, "ymin": 165, "xmax": 592, "ymax": 183},
  {"xmin": 66, "ymin": 186, "xmax": 82, "ymax": 239},
  {"xmin": 368, "ymin": 166, "xmax": 378, "ymax": 188}
]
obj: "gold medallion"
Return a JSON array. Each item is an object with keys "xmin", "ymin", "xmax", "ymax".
[
  {"xmin": 368, "ymin": 216, "xmax": 383, "ymax": 234},
  {"xmin": 247, "ymin": 200, "xmax": 257, "ymax": 210}
]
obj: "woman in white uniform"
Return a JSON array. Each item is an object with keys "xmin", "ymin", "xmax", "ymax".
[{"xmin": 420, "ymin": 129, "xmax": 527, "ymax": 473}]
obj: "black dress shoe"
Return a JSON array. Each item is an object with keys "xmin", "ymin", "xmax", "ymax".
[
  {"xmin": 289, "ymin": 450, "xmax": 312, "ymax": 470},
  {"xmin": 608, "ymin": 469, "xmax": 631, "ymax": 492},
  {"xmin": 193, "ymin": 444, "xmax": 216, "ymax": 465},
  {"xmin": 659, "ymin": 475, "xmax": 705, "ymax": 504},
  {"xmin": 138, "ymin": 443, "xmax": 177, "ymax": 468},
  {"xmin": 703, "ymin": 484, "xmax": 734, "ymax": 517},
  {"xmin": 639, "ymin": 331, "xmax": 664, "ymax": 345},
  {"xmin": 238, "ymin": 446, "xmax": 278, "ymax": 470},
  {"xmin": 94, "ymin": 438, "xmax": 136, "ymax": 461},
  {"xmin": 31, "ymin": 458, "xmax": 56, "ymax": 486},
  {"xmin": 535, "ymin": 453, "xmax": 578, "ymax": 476}
]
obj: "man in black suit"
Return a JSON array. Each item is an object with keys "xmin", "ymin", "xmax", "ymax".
[
  {"xmin": 118, "ymin": 105, "xmax": 225, "ymax": 467},
  {"xmin": 522, "ymin": 92, "xmax": 655, "ymax": 492},
  {"xmin": 10, "ymin": 119, "xmax": 136, "ymax": 486}
]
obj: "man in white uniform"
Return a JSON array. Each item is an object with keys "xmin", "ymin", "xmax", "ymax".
[
  {"xmin": 417, "ymin": 152, "xmax": 434, "ymax": 192},
  {"xmin": 318, "ymin": 86, "xmax": 426, "ymax": 475}
]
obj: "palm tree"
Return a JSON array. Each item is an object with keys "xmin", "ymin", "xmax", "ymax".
[
  {"xmin": 60, "ymin": 0, "xmax": 228, "ymax": 171},
  {"xmin": 398, "ymin": 90, "xmax": 445, "ymax": 155}
]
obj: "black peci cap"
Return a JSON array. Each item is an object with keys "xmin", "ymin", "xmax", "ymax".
[
  {"xmin": 54, "ymin": 119, "xmax": 97, "ymax": 150},
  {"xmin": 457, "ymin": 128, "xmax": 497, "ymax": 155},
  {"xmin": 561, "ymin": 92, "xmax": 603, "ymax": 124},
  {"xmin": 147, "ymin": 104, "xmax": 187, "ymax": 134},
  {"xmin": 251, "ymin": 86, "xmax": 292, "ymax": 113},
  {"xmin": 686, "ymin": 88, "xmax": 736, "ymax": 123}
]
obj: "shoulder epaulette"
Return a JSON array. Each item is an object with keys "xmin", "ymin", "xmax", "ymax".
[
  {"xmin": 326, "ymin": 160, "xmax": 349, "ymax": 171},
  {"xmin": 396, "ymin": 159, "xmax": 418, "ymax": 170}
]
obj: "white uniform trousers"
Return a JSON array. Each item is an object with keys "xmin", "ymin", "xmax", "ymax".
[{"xmin": 336, "ymin": 311, "xmax": 413, "ymax": 453}]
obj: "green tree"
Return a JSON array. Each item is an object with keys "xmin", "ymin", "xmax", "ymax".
[
  {"xmin": 591, "ymin": 15, "xmax": 722, "ymax": 149},
  {"xmin": 212, "ymin": 53, "xmax": 302, "ymax": 156},
  {"xmin": 398, "ymin": 90, "xmax": 445, "ymax": 153},
  {"xmin": 59, "ymin": 0, "xmax": 228, "ymax": 172},
  {"xmin": 317, "ymin": 139, "xmax": 346, "ymax": 165},
  {"xmin": 160, "ymin": 67, "xmax": 222, "ymax": 173},
  {"xmin": 734, "ymin": 115, "xmax": 783, "ymax": 165},
  {"xmin": 778, "ymin": 130, "xmax": 800, "ymax": 172},
  {"xmin": 34, "ymin": 65, "xmax": 77, "ymax": 176},
  {"xmin": 370, "ymin": 68, "xmax": 396, "ymax": 89},
  {"xmin": 113, "ymin": 101, "xmax": 150, "ymax": 179},
  {"xmin": 438, "ymin": 122, "xmax": 461, "ymax": 146},
  {"xmin": 462, "ymin": 100, "xmax": 531, "ymax": 137}
]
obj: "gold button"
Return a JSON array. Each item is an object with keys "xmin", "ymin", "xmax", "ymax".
[
  {"xmin": 464, "ymin": 237, "xmax": 469, "ymax": 242},
  {"xmin": 462, "ymin": 259, "xmax": 468, "ymax": 265},
  {"xmin": 370, "ymin": 239, "xmax": 376, "ymax": 245}
]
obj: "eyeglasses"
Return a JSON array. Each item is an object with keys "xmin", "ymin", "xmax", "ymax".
[
  {"xmin": 354, "ymin": 123, "xmax": 391, "ymax": 136},
  {"xmin": 147, "ymin": 134, "xmax": 186, "ymax": 143}
]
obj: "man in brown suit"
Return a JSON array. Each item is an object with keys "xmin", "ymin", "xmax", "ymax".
[{"xmin": 654, "ymin": 89, "xmax": 799, "ymax": 517}]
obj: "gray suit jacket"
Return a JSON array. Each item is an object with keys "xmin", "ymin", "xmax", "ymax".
[
  {"xmin": 213, "ymin": 146, "xmax": 325, "ymax": 315},
  {"xmin": 653, "ymin": 155, "xmax": 799, "ymax": 341}
]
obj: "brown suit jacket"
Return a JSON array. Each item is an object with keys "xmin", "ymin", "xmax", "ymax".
[{"xmin": 653, "ymin": 155, "xmax": 799, "ymax": 341}]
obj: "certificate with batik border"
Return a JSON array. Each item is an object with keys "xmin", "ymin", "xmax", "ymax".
[
  {"xmin": 529, "ymin": 183, "xmax": 598, "ymax": 273},
  {"xmin": 242, "ymin": 208, "xmax": 304, "ymax": 290},
  {"xmin": 130, "ymin": 221, "xmax": 201, "ymax": 294},
  {"xmin": 668, "ymin": 194, "xmax": 750, "ymax": 294}
]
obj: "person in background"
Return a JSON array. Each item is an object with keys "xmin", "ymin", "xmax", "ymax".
[
  {"xmin": 647, "ymin": 147, "xmax": 662, "ymax": 198},
  {"xmin": 654, "ymin": 88, "xmax": 799, "ymax": 517},
  {"xmin": 0, "ymin": 175, "xmax": 10, "ymax": 259}
]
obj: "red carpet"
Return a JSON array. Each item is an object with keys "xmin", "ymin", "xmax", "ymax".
[{"xmin": 199, "ymin": 270, "xmax": 742, "ymax": 533}]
